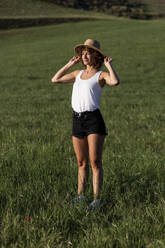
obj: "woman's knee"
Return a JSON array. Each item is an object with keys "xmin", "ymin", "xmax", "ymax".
[
  {"xmin": 90, "ymin": 159, "xmax": 102, "ymax": 170},
  {"xmin": 77, "ymin": 159, "xmax": 88, "ymax": 168}
]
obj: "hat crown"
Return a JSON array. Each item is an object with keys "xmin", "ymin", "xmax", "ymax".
[
  {"xmin": 74, "ymin": 38, "xmax": 104, "ymax": 57},
  {"xmin": 84, "ymin": 39, "xmax": 100, "ymax": 50}
]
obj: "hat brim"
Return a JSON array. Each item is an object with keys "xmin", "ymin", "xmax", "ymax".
[{"xmin": 74, "ymin": 44, "xmax": 104, "ymax": 58}]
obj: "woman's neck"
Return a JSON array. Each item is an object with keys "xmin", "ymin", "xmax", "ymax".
[{"xmin": 85, "ymin": 66, "xmax": 97, "ymax": 74}]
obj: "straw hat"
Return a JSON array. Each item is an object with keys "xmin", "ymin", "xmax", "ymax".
[{"xmin": 74, "ymin": 39, "xmax": 104, "ymax": 57}]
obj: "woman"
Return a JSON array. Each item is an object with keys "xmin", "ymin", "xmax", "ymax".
[{"xmin": 52, "ymin": 39, "xmax": 120, "ymax": 210}]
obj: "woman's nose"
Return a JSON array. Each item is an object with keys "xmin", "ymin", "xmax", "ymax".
[{"xmin": 83, "ymin": 53, "xmax": 87, "ymax": 58}]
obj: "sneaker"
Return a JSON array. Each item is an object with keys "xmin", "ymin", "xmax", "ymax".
[
  {"xmin": 88, "ymin": 199, "xmax": 100, "ymax": 211},
  {"xmin": 72, "ymin": 195, "xmax": 85, "ymax": 204}
]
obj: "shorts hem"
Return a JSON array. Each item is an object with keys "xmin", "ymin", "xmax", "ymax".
[
  {"xmin": 72, "ymin": 132, "xmax": 108, "ymax": 139},
  {"xmin": 87, "ymin": 132, "xmax": 108, "ymax": 137},
  {"xmin": 72, "ymin": 134, "xmax": 86, "ymax": 139}
]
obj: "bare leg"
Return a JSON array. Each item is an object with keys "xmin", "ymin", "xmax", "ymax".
[
  {"xmin": 72, "ymin": 136, "xmax": 89, "ymax": 195},
  {"xmin": 87, "ymin": 134, "xmax": 105, "ymax": 200}
]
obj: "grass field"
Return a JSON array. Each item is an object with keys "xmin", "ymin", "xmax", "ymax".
[{"xmin": 0, "ymin": 17, "xmax": 165, "ymax": 247}]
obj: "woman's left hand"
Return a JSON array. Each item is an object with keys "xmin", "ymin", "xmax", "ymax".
[{"xmin": 104, "ymin": 57, "xmax": 112, "ymax": 68}]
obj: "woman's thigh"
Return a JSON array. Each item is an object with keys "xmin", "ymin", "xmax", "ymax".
[
  {"xmin": 72, "ymin": 136, "xmax": 89, "ymax": 164},
  {"xmin": 87, "ymin": 134, "xmax": 105, "ymax": 163}
]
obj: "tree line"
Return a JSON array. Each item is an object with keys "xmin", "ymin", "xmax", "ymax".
[{"xmin": 41, "ymin": 0, "xmax": 149, "ymax": 19}]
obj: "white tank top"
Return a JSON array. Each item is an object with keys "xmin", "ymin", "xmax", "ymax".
[{"xmin": 72, "ymin": 70, "xmax": 103, "ymax": 113}]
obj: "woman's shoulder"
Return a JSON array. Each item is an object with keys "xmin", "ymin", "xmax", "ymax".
[
  {"xmin": 99, "ymin": 71, "xmax": 108, "ymax": 79},
  {"xmin": 73, "ymin": 70, "xmax": 82, "ymax": 78}
]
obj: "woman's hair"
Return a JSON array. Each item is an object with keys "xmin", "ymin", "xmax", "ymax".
[{"xmin": 79, "ymin": 47, "xmax": 104, "ymax": 69}]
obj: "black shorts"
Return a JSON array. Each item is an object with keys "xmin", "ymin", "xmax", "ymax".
[{"xmin": 72, "ymin": 109, "xmax": 107, "ymax": 139}]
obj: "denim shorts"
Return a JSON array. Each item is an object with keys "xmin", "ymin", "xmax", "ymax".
[{"xmin": 72, "ymin": 109, "xmax": 107, "ymax": 139}]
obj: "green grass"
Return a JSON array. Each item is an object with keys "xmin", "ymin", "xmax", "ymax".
[{"xmin": 0, "ymin": 19, "xmax": 165, "ymax": 247}]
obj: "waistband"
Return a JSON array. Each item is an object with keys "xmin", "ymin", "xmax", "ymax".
[{"xmin": 73, "ymin": 109, "xmax": 99, "ymax": 118}]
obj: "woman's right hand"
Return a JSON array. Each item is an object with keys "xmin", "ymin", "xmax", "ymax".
[
  {"xmin": 68, "ymin": 56, "xmax": 80, "ymax": 67},
  {"xmin": 52, "ymin": 56, "xmax": 80, "ymax": 83}
]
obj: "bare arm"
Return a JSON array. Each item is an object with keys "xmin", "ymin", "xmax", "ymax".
[
  {"xmin": 51, "ymin": 56, "xmax": 80, "ymax": 84},
  {"xmin": 101, "ymin": 57, "xmax": 120, "ymax": 86}
]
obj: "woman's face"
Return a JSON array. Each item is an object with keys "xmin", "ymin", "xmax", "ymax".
[{"xmin": 81, "ymin": 49, "xmax": 92, "ymax": 66}]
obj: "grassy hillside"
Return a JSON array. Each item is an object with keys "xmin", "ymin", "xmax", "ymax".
[
  {"xmin": 0, "ymin": 18, "xmax": 165, "ymax": 247},
  {"xmin": 0, "ymin": 0, "xmax": 115, "ymax": 29},
  {"xmin": 0, "ymin": 0, "xmax": 112, "ymax": 18},
  {"xmin": 1, "ymin": 0, "xmax": 164, "ymax": 30},
  {"xmin": 0, "ymin": 0, "xmax": 165, "ymax": 21}
]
